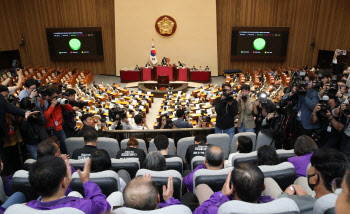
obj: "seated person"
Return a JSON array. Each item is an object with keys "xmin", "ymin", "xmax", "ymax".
[
  {"xmin": 256, "ymin": 145, "xmax": 280, "ymax": 166},
  {"xmin": 288, "ymin": 135, "xmax": 318, "ymax": 177},
  {"xmin": 72, "ymin": 130, "xmax": 98, "ymax": 160},
  {"xmin": 116, "ymin": 137, "xmax": 146, "ymax": 163},
  {"xmin": 185, "ymin": 135, "xmax": 211, "ymax": 165},
  {"xmin": 37, "ymin": 137, "xmax": 76, "ymax": 196},
  {"xmin": 123, "ymin": 176, "xmax": 181, "ymax": 210},
  {"xmin": 205, "ymin": 66, "xmax": 210, "ymax": 71},
  {"xmin": 91, "ymin": 149, "xmax": 129, "ymax": 192},
  {"xmin": 135, "ymin": 65, "xmax": 140, "ymax": 70},
  {"xmin": 144, "ymin": 151, "xmax": 166, "ymax": 171},
  {"xmin": 194, "ymin": 163, "xmax": 273, "ymax": 214},
  {"xmin": 335, "ymin": 165, "xmax": 350, "ymax": 214},
  {"xmin": 191, "ymin": 66, "xmax": 197, "ymax": 71},
  {"xmin": 130, "ymin": 114, "xmax": 149, "ymax": 130},
  {"xmin": 227, "ymin": 136, "xmax": 253, "ymax": 167},
  {"xmin": 78, "ymin": 113, "xmax": 103, "ymax": 137},
  {"xmin": 26, "ymin": 156, "xmax": 110, "ymax": 213},
  {"xmin": 184, "ymin": 145, "xmax": 224, "ymax": 193},
  {"xmin": 154, "ymin": 135, "xmax": 173, "ymax": 158},
  {"xmin": 280, "ymin": 149, "xmax": 348, "ymax": 214}
]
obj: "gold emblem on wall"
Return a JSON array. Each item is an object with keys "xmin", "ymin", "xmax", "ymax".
[{"xmin": 155, "ymin": 15, "xmax": 177, "ymax": 37}]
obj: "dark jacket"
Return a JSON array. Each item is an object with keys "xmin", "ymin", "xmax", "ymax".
[
  {"xmin": 0, "ymin": 95, "xmax": 25, "ymax": 142},
  {"xmin": 20, "ymin": 112, "xmax": 49, "ymax": 145},
  {"xmin": 214, "ymin": 97, "xmax": 238, "ymax": 130}
]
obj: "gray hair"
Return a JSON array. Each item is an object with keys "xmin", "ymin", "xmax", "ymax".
[{"xmin": 144, "ymin": 151, "xmax": 166, "ymax": 171}]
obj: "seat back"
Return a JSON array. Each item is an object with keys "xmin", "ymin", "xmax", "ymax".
[
  {"xmin": 276, "ymin": 149, "xmax": 295, "ymax": 162},
  {"xmin": 176, "ymin": 137, "xmax": 195, "ymax": 161},
  {"xmin": 71, "ymin": 170, "xmax": 120, "ymax": 196},
  {"xmin": 11, "ymin": 170, "xmax": 39, "ymax": 201},
  {"xmin": 313, "ymin": 193, "xmax": 338, "ymax": 214},
  {"xmin": 96, "ymin": 137, "xmax": 120, "ymax": 158},
  {"xmin": 120, "ymin": 139, "xmax": 147, "ymax": 155},
  {"xmin": 149, "ymin": 138, "xmax": 175, "ymax": 155},
  {"xmin": 193, "ymin": 167, "xmax": 233, "ymax": 194},
  {"xmin": 207, "ymin": 133, "xmax": 230, "ymax": 159},
  {"xmin": 165, "ymin": 157, "xmax": 183, "ymax": 174},
  {"xmin": 191, "ymin": 156, "xmax": 205, "ymax": 171},
  {"xmin": 230, "ymin": 132, "xmax": 257, "ymax": 153},
  {"xmin": 65, "ymin": 137, "xmax": 85, "ymax": 157},
  {"xmin": 217, "ymin": 198, "xmax": 300, "ymax": 214},
  {"xmin": 232, "ymin": 151, "xmax": 258, "ymax": 167},
  {"xmin": 259, "ymin": 162, "xmax": 297, "ymax": 190},
  {"xmin": 256, "ymin": 131, "xmax": 275, "ymax": 150},
  {"xmin": 112, "ymin": 205, "xmax": 192, "ymax": 214},
  {"xmin": 69, "ymin": 159, "xmax": 87, "ymax": 170},
  {"xmin": 24, "ymin": 159, "xmax": 36, "ymax": 170},
  {"xmin": 4, "ymin": 204, "xmax": 85, "ymax": 214},
  {"xmin": 111, "ymin": 158, "xmax": 140, "ymax": 179},
  {"xmin": 136, "ymin": 169, "xmax": 182, "ymax": 201}
]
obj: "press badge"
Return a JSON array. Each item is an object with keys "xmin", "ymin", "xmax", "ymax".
[
  {"xmin": 327, "ymin": 126, "xmax": 332, "ymax": 132},
  {"xmin": 55, "ymin": 121, "xmax": 59, "ymax": 126}
]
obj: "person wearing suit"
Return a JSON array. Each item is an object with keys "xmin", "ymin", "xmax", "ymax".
[{"xmin": 162, "ymin": 57, "xmax": 167, "ymax": 66}]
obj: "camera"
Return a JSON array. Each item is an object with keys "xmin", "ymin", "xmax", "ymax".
[
  {"xmin": 241, "ymin": 94, "xmax": 248, "ymax": 102},
  {"xmin": 109, "ymin": 108, "xmax": 124, "ymax": 122},
  {"xmin": 53, "ymin": 96, "xmax": 68, "ymax": 105},
  {"xmin": 258, "ymin": 92, "xmax": 268, "ymax": 108},
  {"xmin": 202, "ymin": 115, "xmax": 211, "ymax": 123},
  {"xmin": 100, "ymin": 116, "xmax": 107, "ymax": 123},
  {"xmin": 318, "ymin": 96, "xmax": 330, "ymax": 117},
  {"xmin": 7, "ymin": 94, "xmax": 18, "ymax": 104}
]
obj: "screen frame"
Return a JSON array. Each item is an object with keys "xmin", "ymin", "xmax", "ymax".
[
  {"xmin": 231, "ymin": 26, "xmax": 289, "ymax": 61},
  {"xmin": 46, "ymin": 27, "xmax": 104, "ymax": 61}
]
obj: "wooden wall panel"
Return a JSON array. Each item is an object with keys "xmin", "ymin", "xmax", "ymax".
[
  {"xmin": 217, "ymin": 0, "xmax": 350, "ymax": 75},
  {"xmin": 0, "ymin": 0, "xmax": 116, "ymax": 75}
]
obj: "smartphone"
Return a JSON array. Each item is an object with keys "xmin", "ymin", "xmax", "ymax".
[{"xmin": 340, "ymin": 50, "xmax": 347, "ymax": 55}]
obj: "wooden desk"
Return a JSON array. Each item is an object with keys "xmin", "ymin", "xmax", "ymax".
[
  {"xmin": 190, "ymin": 70, "xmax": 211, "ymax": 83},
  {"xmin": 120, "ymin": 70, "xmax": 141, "ymax": 83}
]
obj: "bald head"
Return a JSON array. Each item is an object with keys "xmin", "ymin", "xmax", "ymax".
[
  {"xmin": 123, "ymin": 177, "xmax": 159, "ymax": 210},
  {"xmin": 205, "ymin": 145, "xmax": 224, "ymax": 167}
]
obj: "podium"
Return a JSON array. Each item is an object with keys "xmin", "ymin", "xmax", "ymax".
[
  {"xmin": 157, "ymin": 75, "xmax": 169, "ymax": 91},
  {"xmin": 156, "ymin": 66, "xmax": 174, "ymax": 81}
]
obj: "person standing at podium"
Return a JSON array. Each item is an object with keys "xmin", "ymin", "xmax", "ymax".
[
  {"xmin": 178, "ymin": 61, "xmax": 183, "ymax": 68},
  {"xmin": 162, "ymin": 57, "xmax": 167, "ymax": 66}
]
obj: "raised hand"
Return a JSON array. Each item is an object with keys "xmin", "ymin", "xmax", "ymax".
[
  {"xmin": 77, "ymin": 158, "xmax": 91, "ymax": 184},
  {"xmin": 163, "ymin": 176, "xmax": 174, "ymax": 201}
]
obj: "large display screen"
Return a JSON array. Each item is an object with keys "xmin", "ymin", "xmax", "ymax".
[
  {"xmin": 231, "ymin": 27, "xmax": 289, "ymax": 61},
  {"xmin": 46, "ymin": 27, "xmax": 104, "ymax": 60}
]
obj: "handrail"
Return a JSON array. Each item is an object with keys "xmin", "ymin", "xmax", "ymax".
[{"xmin": 103, "ymin": 127, "xmax": 215, "ymax": 133}]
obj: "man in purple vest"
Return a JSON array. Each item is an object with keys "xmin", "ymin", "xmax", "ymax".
[
  {"xmin": 194, "ymin": 163, "xmax": 274, "ymax": 214},
  {"xmin": 25, "ymin": 156, "xmax": 110, "ymax": 214}
]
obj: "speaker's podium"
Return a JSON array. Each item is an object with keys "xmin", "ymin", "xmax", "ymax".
[{"xmin": 157, "ymin": 75, "xmax": 169, "ymax": 91}]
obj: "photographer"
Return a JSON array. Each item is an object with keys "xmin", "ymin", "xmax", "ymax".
[
  {"xmin": 336, "ymin": 80, "xmax": 350, "ymax": 103},
  {"xmin": 19, "ymin": 97, "xmax": 49, "ymax": 159},
  {"xmin": 1, "ymin": 68, "xmax": 23, "ymax": 94},
  {"xmin": 44, "ymin": 86, "xmax": 73, "ymax": 154},
  {"xmin": 62, "ymin": 89, "xmax": 86, "ymax": 138},
  {"xmin": 214, "ymin": 84, "xmax": 238, "ymax": 142},
  {"xmin": 332, "ymin": 49, "xmax": 350, "ymax": 78},
  {"xmin": 18, "ymin": 78, "xmax": 38, "ymax": 101},
  {"xmin": 196, "ymin": 115, "xmax": 214, "ymax": 128},
  {"xmin": 0, "ymin": 85, "xmax": 39, "ymax": 156},
  {"xmin": 311, "ymin": 96, "xmax": 345, "ymax": 148},
  {"xmin": 253, "ymin": 92, "xmax": 274, "ymax": 134},
  {"xmin": 283, "ymin": 76, "xmax": 320, "ymax": 141},
  {"xmin": 155, "ymin": 114, "xmax": 173, "ymax": 138},
  {"xmin": 333, "ymin": 102, "xmax": 350, "ymax": 156},
  {"xmin": 317, "ymin": 72, "xmax": 331, "ymax": 98},
  {"xmin": 237, "ymin": 84, "xmax": 255, "ymax": 133}
]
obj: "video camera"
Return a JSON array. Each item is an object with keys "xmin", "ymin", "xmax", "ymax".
[
  {"xmin": 318, "ymin": 96, "xmax": 330, "ymax": 117},
  {"xmin": 108, "ymin": 107, "xmax": 125, "ymax": 122},
  {"xmin": 9, "ymin": 68, "xmax": 19, "ymax": 77},
  {"xmin": 223, "ymin": 89, "xmax": 234, "ymax": 102}
]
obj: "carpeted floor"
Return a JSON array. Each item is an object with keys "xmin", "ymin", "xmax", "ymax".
[{"xmin": 92, "ymin": 75, "xmax": 225, "ymax": 129}]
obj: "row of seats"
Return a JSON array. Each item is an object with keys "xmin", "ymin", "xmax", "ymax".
[{"xmin": 17, "ymin": 159, "xmax": 297, "ymax": 201}]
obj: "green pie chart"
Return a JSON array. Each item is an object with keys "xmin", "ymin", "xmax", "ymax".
[
  {"xmin": 253, "ymin": 38, "xmax": 266, "ymax": 50},
  {"xmin": 69, "ymin": 38, "xmax": 81, "ymax": 50}
]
